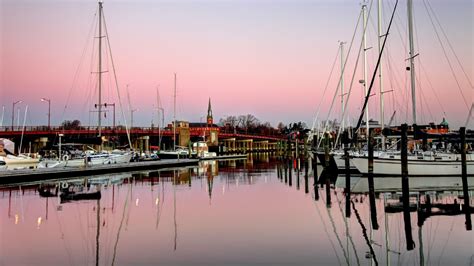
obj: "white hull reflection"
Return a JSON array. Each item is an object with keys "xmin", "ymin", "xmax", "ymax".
[
  {"xmin": 351, "ymin": 157, "xmax": 474, "ymax": 176},
  {"xmin": 335, "ymin": 176, "xmax": 474, "ymax": 193}
]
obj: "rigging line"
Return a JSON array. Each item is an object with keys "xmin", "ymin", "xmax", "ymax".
[
  {"xmin": 80, "ymin": 19, "xmax": 99, "ymax": 123},
  {"xmin": 425, "ymin": 0, "xmax": 473, "ymax": 89},
  {"xmin": 111, "ymin": 178, "xmax": 132, "ymax": 266},
  {"xmin": 51, "ymin": 200, "xmax": 77, "ymax": 266},
  {"xmin": 335, "ymin": 192, "xmax": 361, "ymax": 266},
  {"xmin": 74, "ymin": 202, "xmax": 89, "ymax": 264},
  {"xmin": 418, "ymin": 60, "xmax": 447, "ymax": 117},
  {"xmin": 325, "ymin": 200, "xmax": 351, "ymax": 265},
  {"xmin": 310, "ymin": 47, "xmax": 340, "ymax": 133},
  {"xmin": 312, "ymin": 192, "xmax": 343, "ymax": 266},
  {"xmin": 317, "ymin": 4, "xmax": 365, "ymax": 149},
  {"xmin": 351, "ymin": 200, "xmax": 379, "ymax": 266},
  {"xmin": 61, "ymin": 7, "xmax": 98, "ymax": 124},
  {"xmin": 102, "ymin": 9, "xmax": 132, "ymax": 148},
  {"xmin": 416, "ymin": 70, "xmax": 435, "ymax": 123},
  {"xmin": 354, "ymin": 0, "xmax": 398, "ymax": 135},
  {"xmin": 436, "ymin": 216, "xmax": 456, "ymax": 266},
  {"xmin": 422, "ymin": 0, "xmax": 469, "ymax": 111},
  {"xmin": 334, "ymin": 0, "xmax": 375, "ymax": 146}
]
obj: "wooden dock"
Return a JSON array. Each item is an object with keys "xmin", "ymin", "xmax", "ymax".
[
  {"xmin": 0, "ymin": 159, "xmax": 199, "ymax": 184},
  {"xmin": 199, "ymin": 154, "xmax": 248, "ymax": 161}
]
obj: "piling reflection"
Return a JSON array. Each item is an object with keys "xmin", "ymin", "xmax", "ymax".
[{"xmin": 0, "ymin": 155, "xmax": 472, "ymax": 265}]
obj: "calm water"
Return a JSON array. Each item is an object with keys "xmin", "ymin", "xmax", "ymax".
[{"xmin": 1, "ymin": 154, "xmax": 473, "ymax": 265}]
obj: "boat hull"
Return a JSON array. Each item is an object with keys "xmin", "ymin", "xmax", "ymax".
[{"xmin": 351, "ymin": 157, "xmax": 474, "ymax": 176}]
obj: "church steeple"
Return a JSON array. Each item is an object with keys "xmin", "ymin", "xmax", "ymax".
[{"xmin": 207, "ymin": 98, "xmax": 213, "ymax": 125}]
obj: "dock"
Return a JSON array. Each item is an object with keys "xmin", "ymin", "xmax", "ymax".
[
  {"xmin": 199, "ymin": 154, "xmax": 248, "ymax": 161},
  {"xmin": 0, "ymin": 159, "xmax": 199, "ymax": 184}
]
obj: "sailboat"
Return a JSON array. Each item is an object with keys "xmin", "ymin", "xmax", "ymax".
[
  {"xmin": 158, "ymin": 73, "xmax": 194, "ymax": 159},
  {"xmin": 0, "ymin": 138, "xmax": 39, "ymax": 169},
  {"xmin": 39, "ymin": 1, "xmax": 132, "ymax": 168},
  {"xmin": 350, "ymin": 0, "xmax": 473, "ymax": 176}
]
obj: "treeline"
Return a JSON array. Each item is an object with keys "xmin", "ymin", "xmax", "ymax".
[{"xmin": 219, "ymin": 114, "xmax": 309, "ymax": 138}]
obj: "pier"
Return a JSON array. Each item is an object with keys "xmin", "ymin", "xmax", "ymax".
[
  {"xmin": 0, "ymin": 126, "xmax": 290, "ymax": 154},
  {"xmin": 0, "ymin": 159, "xmax": 198, "ymax": 184}
]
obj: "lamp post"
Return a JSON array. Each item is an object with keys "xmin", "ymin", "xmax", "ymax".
[
  {"xmin": 11, "ymin": 100, "xmax": 22, "ymax": 130},
  {"xmin": 41, "ymin": 98, "xmax": 51, "ymax": 129}
]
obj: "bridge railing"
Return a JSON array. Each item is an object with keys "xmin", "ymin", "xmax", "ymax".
[{"xmin": 0, "ymin": 125, "xmax": 288, "ymax": 140}]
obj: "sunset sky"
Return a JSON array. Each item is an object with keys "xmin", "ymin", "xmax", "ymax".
[{"xmin": 0, "ymin": 0, "xmax": 472, "ymax": 129}]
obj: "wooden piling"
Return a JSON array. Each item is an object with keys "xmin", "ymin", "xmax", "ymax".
[
  {"xmin": 324, "ymin": 132, "xmax": 331, "ymax": 207},
  {"xmin": 368, "ymin": 130, "xmax": 379, "ymax": 230},
  {"xmin": 288, "ymin": 159, "xmax": 293, "ymax": 187},
  {"xmin": 296, "ymin": 161, "xmax": 300, "ymax": 190},
  {"xmin": 313, "ymin": 156, "xmax": 319, "ymax": 201},
  {"xmin": 344, "ymin": 148, "xmax": 351, "ymax": 217},
  {"xmin": 460, "ymin": 127, "xmax": 472, "ymax": 230},
  {"xmin": 401, "ymin": 123, "xmax": 415, "ymax": 250},
  {"xmin": 304, "ymin": 160, "xmax": 309, "ymax": 194}
]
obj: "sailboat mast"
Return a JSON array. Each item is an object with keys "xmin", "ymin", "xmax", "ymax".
[
  {"xmin": 156, "ymin": 86, "xmax": 162, "ymax": 149},
  {"xmin": 173, "ymin": 73, "xmax": 177, "ymax": 151},
  {"xmin": 407, "ymin": 0, "xmax": 417, "ymax": 124},
  {"xmin": 0, "ymin": 106, "xmax": 4, "ymax": 127},
  {"xmin": 98, "ymin": 1, "xmax": 103, "ymax": 137},
  {"xmin": 378, "ymin": 0, "xmax": 385, "ymax": 149},
  {"xmin": 340, "ymin": 41, "xmax": 345, "ymax": 131},
  {"xmin": 362, "ymin": 2, "xmax": 369, "ymax": 141}
]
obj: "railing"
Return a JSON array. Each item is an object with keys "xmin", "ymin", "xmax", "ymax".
[{"xmin": 0, "ymin": 125, "xmax": 288, "ymax": 140}]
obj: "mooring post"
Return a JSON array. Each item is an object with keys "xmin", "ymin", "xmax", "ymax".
[
  {"xmin": 288, "ymin": 159, "xmax": 293, "ymax": 187},
  {"xmin": 295, "ymin": 159, "xmax": 300, "ymax": 190},
  {"xmin": 324, "ymin": 132, "xmax": 331, "ymax": 207},
  {"xmin": 313, "ymin": 156, "xmax": 319, "ymax": 201},
  {"xmin": 304, "ymin": 160, "xmax": 309, "ymax": 194},
  {"xmin": 344, "ymin": 148, "xmax": 351, "ymax": 217},
  {"xmin": 368, "ymin": 130, "xmax": 379, "ymax": 230},
  {"xmin": 313, "ymin": 153, "xmax": 318, "ymax": 184},
  {"xmin": 401, "ymin": 123, "xmax": 415, "ymax": 250},
  {"xmin": 460, "ymin": 127, "xmax": 472, "ymax": 230}
]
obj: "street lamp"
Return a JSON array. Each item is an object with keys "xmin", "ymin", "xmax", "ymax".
[
  {"xmin": 11, "ymin": 100, "xmax": 22, "ymax": 130},
  {"xmin": 41, "ymin": 98, "xmax": 51, "ymax": 129}
]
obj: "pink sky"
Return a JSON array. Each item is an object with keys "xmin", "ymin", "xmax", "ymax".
[{"xmin": 0, "ymin": 0, "xmax": 472, "ymax": 128}]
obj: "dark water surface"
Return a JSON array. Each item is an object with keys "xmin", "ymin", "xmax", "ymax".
[{"xmin": 1, "ymin": 155, "xmax": 473, "ymax": 265}]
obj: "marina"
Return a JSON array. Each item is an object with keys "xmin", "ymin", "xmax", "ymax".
[{"xmin": 1, "ymin": 0, "xmax": 473, "ymax": 265}]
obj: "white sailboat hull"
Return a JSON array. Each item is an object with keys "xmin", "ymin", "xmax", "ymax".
[
  {"xmin": 38, "ymin": 153, "xmax": 132, "ymax": 168},
  {"xmin": 335, "ymin": 176, "xmax": 474, "ymax": 192},
  {"xmin": 351, "ymin": 157, "xmax": 474, "ymax": 176},
  {"xmin": 0, "ymin": 155, "xmax": 39, "ymax": 169}
]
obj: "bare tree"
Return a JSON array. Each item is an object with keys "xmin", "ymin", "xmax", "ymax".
[{"xmin": 238, "ymin": 114, "xmax": 259, "ymax": 133}]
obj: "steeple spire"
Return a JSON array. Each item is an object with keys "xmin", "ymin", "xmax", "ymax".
[{"xmin": 207, "ymin": 98, "xmax": 213, "ymax": 125}]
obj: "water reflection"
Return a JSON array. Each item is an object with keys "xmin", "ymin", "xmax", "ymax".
[{"xmin": 1, "ymin": 154, "xmax": 473, "ymax": 265}]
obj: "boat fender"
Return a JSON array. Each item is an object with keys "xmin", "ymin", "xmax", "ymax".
[
  {"xmin": 61, "ymin": 182, "xmax": 68, "ymax": 189},
  {"xmin": 63, "ymin": 155, "xmax": 69, "ymax": 161}
]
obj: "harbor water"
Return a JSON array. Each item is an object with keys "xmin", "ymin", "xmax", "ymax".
[{"xmin": 1, "ymin": 155, "xmax": 473, "ymax": 265}]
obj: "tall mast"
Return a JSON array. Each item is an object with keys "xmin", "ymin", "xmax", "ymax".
[
  {"xmin": 340, "ymin": 41, "xmax": 346, "ymax": 131},
  {"xmin": 0, "ymin": 106, "xmax": 4, "ymax": 127},
  {"xmin": 173, "ymin": 73, "xmax": 177, "ymax": 151},
  {"xmin": 378, "ymin": 0, "xmax": 385, "ymax": 149},
  {"xmin": 98, "ymin": 1, "xmax": 103, "ymax": 137},
  {"xmin": 362, "ymin": 2, "xmax": 369, "ymax": 141},
  {"xmin": 407, "ymin": 0, "xmax": 417, "ymax": 124}
]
